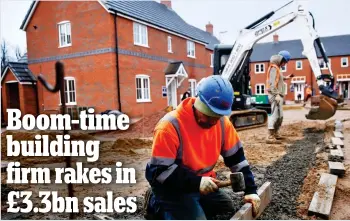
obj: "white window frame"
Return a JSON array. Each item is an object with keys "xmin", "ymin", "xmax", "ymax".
[
  {"xmin": 135, "ymin": 74, "xmax": 151, "ymax": 102},
  {"xmin": 254, "ymin": 63, "xmax": 265, "ymax": 74},
  {"xmin": 341, "ymin": 57, "xmax": 348, "ymax": 67},
  {"xmin": 59, "ymin": 77, "xmax": 77, "ymax": 105},
  {"xmin": 133, "ymin": 22, "xmax": 149, "ymax": 47},
  {"xmin": 319, "ymin": 58, "xmax": 331, "ymax": 70},
  {"xmin": 283, "ymin": 82, "xmax": 288, "ymax": 95},
  {"xmin": 189, "ymin": 79, "xmax": 197, "ymax": 97},
  {"xmin": 210, "ymin": 54, "xmax": 214, "ymax": 67},
  {"xmin": 296, "ymin": 60, "xmax": 303, "ymax": 70},
  {"xmin": 167, "ymin": 36, "xmax": 172, "ymax": 53},
  {"xmin": 58, "ymin": 21, "xmax": 72, "ymax": 48},
  {"xmin": 255, "ymin": 84, "xmax": 265, "ymax": 95},
  {"xmin": 187, "ymin": 40, "xmax": 196, "ymax": 58}
]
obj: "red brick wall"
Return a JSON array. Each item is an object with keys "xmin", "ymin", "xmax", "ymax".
[
  {"xmin": 26, "ymin": 1, "xmax": 118, "ymax": 114},
  {"xmin": 116, "ymin": 16, "xmax": 213, "ymax": 117},
  {"xmin": 19, "ymin": 84, "xmax": 38, "ymax": 116},
  {"xmin": 26, "ymin": 1, "xmax": 115, "ymax": 59},
  {"xmin": 1, "ymin": 70, "xmax": 37, "ymax": 122},
  {"xmin": 250, "ymin": 55, "xmax": 350, "ymax": 102},
  {"xmin": 29, "ymin": 54, "xmax": 118, "ymax": 114},
  {"xmin": 24, "ymin": 1, "xmax": 214, "ymax": 118},
  {"xmin": 1, "ymin": 70, "xmax": 18, "ymax": 123}
]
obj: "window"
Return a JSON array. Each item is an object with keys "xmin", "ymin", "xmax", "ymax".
[
  {"xmin": 319, "ymin": 58, "xmax": 331, "ymax": 70},
  {"xmin": 167, "ymin": 36, "xmax": 172, "ymax": 53},
  {"xmin": 187, "ymin": 40, "xmax": 195, "ymax": 58},
  {"xmin": 136, "ymin": 75, "xmax": 151, "ymax": 102},
  {"xmin": 210, "ymin": 54, "xmax": 214, "ymax": 67},
  {"xmin": 133, "ymin": 23, "xmax": 148, "ymax": 47},
  {"xmin": 189, "ymin": 79, "xmax": 197, "ymax": 96},
  {"xmin": 296, "ymin": 60, "xmax": 303, "ymax": 70},
  {"xmin": 255, "ymin": 63, "xmax": 265, "ymax": 73},
  {"xmin": 60, "ymin": 77, "xmax": 76, "ymax": 105},
  {"xmin": 58, "ymin": 21, "xmax": 72, "ymax": 47},
  {"xmin": 341, "ymin": 57, "xmax": 348, "ymax": 67},
  {"xmin": 255, "ymin": 84, "xmax": 265, "ymax": 95}
]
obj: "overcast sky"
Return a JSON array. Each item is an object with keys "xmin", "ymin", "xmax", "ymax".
[{"xmin": 1, "ymin": 0, "xmax": 349, "ymax": 59}]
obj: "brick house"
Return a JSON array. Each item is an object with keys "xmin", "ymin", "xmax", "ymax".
[
  {"xmin": 1, "ymin": 0, "xmax": 219, "ymax": 123},
  {"xmin": 249, "ymin": 34, "xmax": 350, "ymax": 103}
]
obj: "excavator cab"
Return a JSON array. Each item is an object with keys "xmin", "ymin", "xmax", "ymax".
[
  {"xmin": 213, "ymin": 44, "xmax": 341, "ymax": 126},
  {"xmin": 213, "ymin": 45, "xmax": 269, "ymax": 130},
  {"xmin": 213, "ymin": 0, "xmax": 342, "ymax": 124}
]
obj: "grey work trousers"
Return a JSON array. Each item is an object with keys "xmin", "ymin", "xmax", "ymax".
[{"xmin": 268, "ymin": 95, "xmax": 283, "ymax": 131}]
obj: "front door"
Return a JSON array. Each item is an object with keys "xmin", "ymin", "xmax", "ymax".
[
  {"xmin": 340, "ymin": 82, "xmax": 349, "ymax": 99},
  {"xmin": 294, "ymin": 83, "xmax": 305, "ymax": 101},
  {"xmin": 167, "ymin": 77, "xmax": 178, "ymax": 109}
]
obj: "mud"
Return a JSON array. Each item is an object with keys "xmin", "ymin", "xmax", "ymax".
[{"xmin": 101, "ymin": 109, "xmax": 168, "ymax": 139}]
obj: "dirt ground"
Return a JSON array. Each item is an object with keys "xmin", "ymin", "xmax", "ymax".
[{"xmin": 1, "ymin": 109, "xmax": 350, "ymax": 220}]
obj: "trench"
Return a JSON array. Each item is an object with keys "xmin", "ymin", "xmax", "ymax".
[{"xmin": 214, "ymin": 127, "xmax": 324, "ymax": 220}]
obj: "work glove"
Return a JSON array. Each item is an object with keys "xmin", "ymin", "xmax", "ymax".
[
  {"xmin": 244, "ymin": 194, "xmax": 261, "ymax": 217},
  {"xmin": 275, "ymin": 94, "xmax": 282, "ymax": 105},
  {"xmin": 199, "ymin": 177, "xmax": 218, "ymax": 195}
]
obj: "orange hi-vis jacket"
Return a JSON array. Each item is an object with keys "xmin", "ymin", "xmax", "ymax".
[
  {"xmin": 145, "ymin": 98, "xmax": 257, "ymax": 194},
  {"xmin": 266, "ymin": 64, "xmax": 284, "ymax": 95},
  {"xmin": 306, "ymin": 87, "xmax": 312, "ymax": 95}
]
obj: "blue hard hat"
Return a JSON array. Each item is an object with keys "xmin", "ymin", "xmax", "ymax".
[
  {"xmin": 196, "ymin": 76, "xmax": 234, "ymax": 116},
  {"xmin": 278, "ymin": 50, "xmax": 291, "ymax": 62}
]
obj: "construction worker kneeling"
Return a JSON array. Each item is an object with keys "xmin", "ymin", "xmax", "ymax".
[{"xmin": 144, "ymin": 76, "xmax": 261, "ymax": 220}]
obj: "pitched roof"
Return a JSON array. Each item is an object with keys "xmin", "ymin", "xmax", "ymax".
[
  {"xmin": 1, "ymin": 62, "xmax": 36, "ymax": 83},
  {"xmin": 103, "ymin": 0, "xmax": 220, "ymax": 48},
  {"xmin": 251, "ymin": 34, "xmax": 350, "ymax": 62},
  {"xmin": 21, "ymin": 1, "xmax": 219, "ymax": 50},
  {"xmin": 164, "ymin": 61, "xmax": 183, "ymax": 75},
  {"xmin": 193, "ymin": 26, "xmax": 220, "ymax": 50}
]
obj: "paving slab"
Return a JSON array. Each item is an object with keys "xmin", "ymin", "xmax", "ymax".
[
  {"xmin": 331, "ymin": 137, "xmax": 344, "ymax": 147},
  {"xmin": 308, "ymin": 173, "xmax": 338, "ymax": 219},
  {"xmin": 328, "ymin": 161, "xmax": 345, "ymax": 177},
  {"xmin": 333, "ymin": 131, "xmax": 344, "ymax": 140},
  {"xmin": 329, "ymin": 149, "xmax": 344, "ymax": 162},
  {"xmin": 231, "ymin": 182, "xmax": 272, "ymax": 220}
]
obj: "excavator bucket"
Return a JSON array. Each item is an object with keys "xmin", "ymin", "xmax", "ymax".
[{"xmin": 305, "ymin": 95, "xmax": 338, "ymax": 120}]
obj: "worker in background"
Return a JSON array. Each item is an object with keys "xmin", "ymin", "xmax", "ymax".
[
  {"xmin": 266, "ymin": 50, "xmax": 294, "ymax": 143},
  {"xmin": 181, "ymin": 89, "xmax": 191, "ymax": 101},
  {"xmin": 144, "ymin": 76, "xmax": 260, "ymax": 219},
  {"xmin": 303, "ymin": 85, "xmax": 312, "ymax": 106}
]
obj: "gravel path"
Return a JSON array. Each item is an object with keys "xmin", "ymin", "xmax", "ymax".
[{"xmin": 258, "ymin": 128, "xmax": 324, "ymax": 219}]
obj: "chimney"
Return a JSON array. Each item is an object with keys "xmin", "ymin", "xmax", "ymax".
[
  {"xmin": 161, "ymin": 0, "xmax": 172, "ymax": 9},
  {"xmin": 206, "ymin": 22, "xmax": 213, "ymax": 35},
  {"xmin": 273, "ymin": 33, "xmax": 279, "ymax": 43}
]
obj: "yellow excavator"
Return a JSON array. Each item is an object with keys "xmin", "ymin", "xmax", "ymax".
[{"xmin": 213, "ymin": 0, "xmax": 342, "ymax": 130}]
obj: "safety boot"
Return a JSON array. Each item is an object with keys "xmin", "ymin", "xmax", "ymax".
[
  {"xmin": 266, "ymin": 129, "xmax": 282, "ymax": 144},
  {"xmin": 274, "ymin": 130, "xmax": 285, "ymax": 140}
]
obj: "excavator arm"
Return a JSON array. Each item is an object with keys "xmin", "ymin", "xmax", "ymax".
[{"xmin": 220, "ymin": 0, "xmax": 340, "ymax": 120}]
